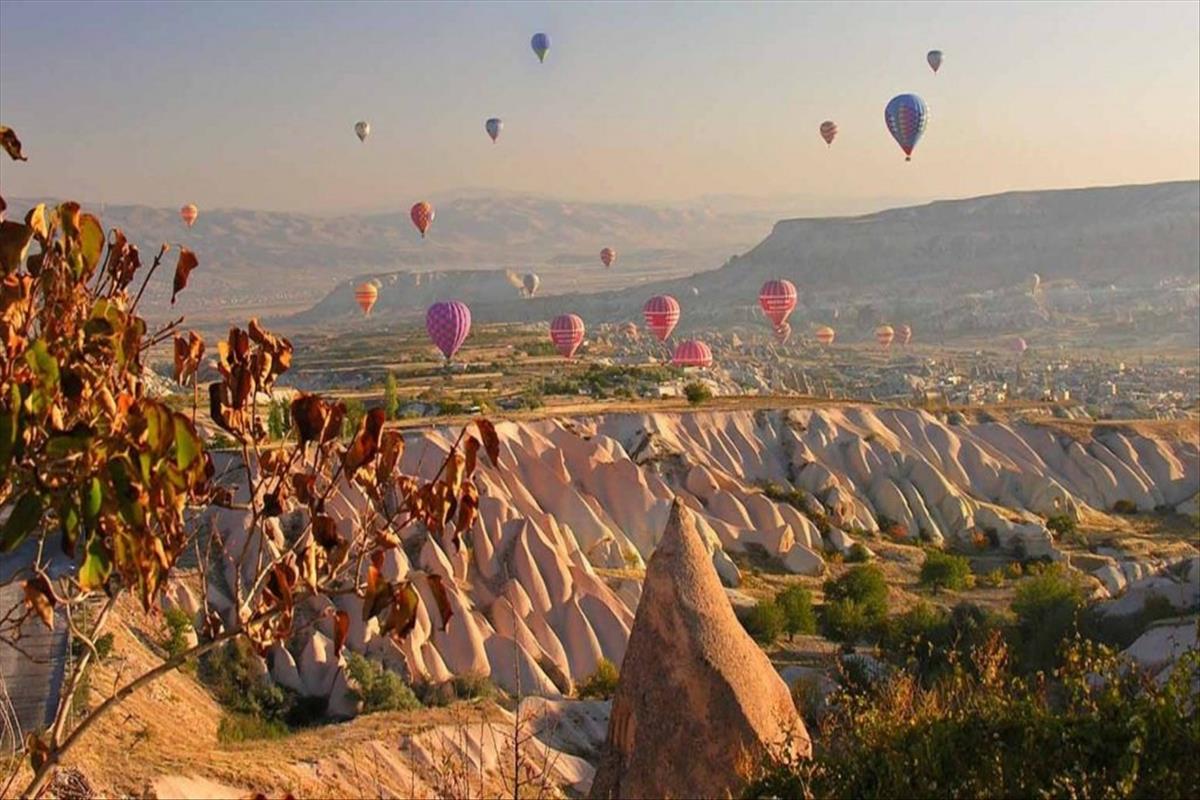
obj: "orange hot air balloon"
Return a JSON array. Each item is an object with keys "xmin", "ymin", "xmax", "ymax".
[
  {"xmin": 600, "ymin": 247, "xmax": 616, "ymax": 268},
  {"xmin": 815, "ymin": 325, "xmax": 836, "ymax": 346},
  {"xmin": 819, "ymin": 120, "xmax": 838, "ymax": 146},
  {"xmin": 410, "ymin": 202, "xmax": 434, "ymax": 238},
  {"xmin": 896, "ymin": 323, "xmax": 913, "ymax": 345},
  {"xmin": 180, "ymin": 204, "xmax": 199, "ymax": 228},
  {"xmin": 875, "ymin": 324, "xmax": 895, "ymax": 348},
  {"xmin": 354, "ymin": 282, "xmax": 378, "ymax": 315}
]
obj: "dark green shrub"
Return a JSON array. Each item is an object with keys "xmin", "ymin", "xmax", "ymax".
[
  {"xmin": 577, "ymin": 658, "xmax": 620, "ymax": 699},
  {"xmin": 824, "ymin": 565, "xmax": 888, "ymax": 617},
  {"xmin": 846, "ymin": 543, "xmax": 871, "ymax": 563},
  {"xmin": 684, "ymin": 381, "xmax": 713, "ymax": 405},
  {"xmin": 1112, "ymin": 499, "xmax": 1138, "ymax": 514},
  {"xmin": 743, "ymin": 599, "xmax": 786, "ymax": 644},
  {"xmin": 199, "ymin": 639, "xmax": 298, "ymax": 723},
  {"xmin": 163, "ymin": 606, "xmax": 194, "ymax": 659},
  {"xmin": 1011, "ymin": 564, "xmax": 1086, "ymax": 672},
  {"xmin": 878, "ymin": 601, "xmax": 1006, "ymax": 683},
  {"xmin": 821, "ymin": 599, "xmax": 873, "ymax": 644},
  {"xmin": 346, "ymin": 653, "xmax": 420, "ymax": 713},
  {"xmin": 919, "ymin": 549, "xmax": 973, "ymax": 593},
  {"xmin": 776, "ymin": 585, "xmax": 817, "ymax": 639},
  {"xmin": 217, "ymin": 712, "xmax": 289, "ymax": 744},
  {"xmin": 1045, "ymin": 514, "xmax": 1077, "ymax": 536}
]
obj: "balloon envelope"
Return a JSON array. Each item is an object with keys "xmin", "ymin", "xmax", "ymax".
[
  {"xmin": 643, "ymin": 295, "xmax": 680, "ymax": 342},
  {"xmin": 896, "ymin": 323, "xmax": 913, "ymax": 345},
  {"xmin": 672, "ymin": 340, "xmax": 713, "ymax": 368},
  {"xmin": 927, "ymin": 50, "xmax": 943, "ymax": 73},
  {"xmin": 355, "ymin": 121, "xmax": 370, "ymax": 142},
  {"xmin": 815, "ymin": 325, "xmax": 836, "ymax": 346},
  {"xmin": 819, "ymin": 120, "xmax": 838, "ymax": 146},
  {"xmin": 531, "ymin": 32, "xmax": 550, "ymax": 62},
  {"xmin": 759, "ymin": 279, "xmax": 798, "ymax": 327},
  {"xmin": 600, "ymin": 247, "xmax": 616, "ymax": 268},
  {"xmin": 411, "ymin": 202, "xmax": 434, "ymax": 238},
  {"xmin": 485, "ymin": 118, "xmax": 503, "ymax": 143},
  {"xmin": 550, "ymin": 314, "xmax": 585, "ymax": 359},
  {"xmin": 884, "ymin": 94, "xmax": 929, "ymax": 160},
  {"xmin": 354, "ymin": 282, "xmax": 378, "ymax": 315},
  {"xmin": 523, "ymin": 272, "xmax": 540, "ymax": 297},
  {"xmin": 180, "ymin": 204, "xmax": 198, "ymax": 228},
  {"xmin": 1011, "ymin": 337, "xmax": 1028, "ymax": 354},
  {"xmin": 426, "ymin": 301, "xmax": 471, "ymax": 360},
  {"xmin": 875, "ymin": 324, "xmax": 895, "ymax": 347}
]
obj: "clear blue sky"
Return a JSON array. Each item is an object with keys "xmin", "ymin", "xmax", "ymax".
[{"xmin": 1, "ymin": 0, "xmax": 1197, "ymax": 213}]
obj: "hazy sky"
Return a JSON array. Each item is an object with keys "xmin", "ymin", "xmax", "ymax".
[{"xmin": 1, "ymin": 1, "xmax": 1197, "ymax": 213}]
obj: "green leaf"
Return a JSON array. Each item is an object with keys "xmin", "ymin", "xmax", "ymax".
[
  {"xmin": 78, "ymin": 213, "xmax": 104, "ymax": 278},
  {"xmin": 79, "ymin": 531, "xmax": 112, "ymax": 591},
  {"xmin": 60, "ymin": 500, "xmax": 81, "ymax": 556},
  {"xmin": 24, "ymin": 340, "xmax": 59, "ymax": 390},
  {"xmin": 83, "ymin": 477, "xmax": 102, "ymax": 524},
  {"xmin": 173, "ymin": 415, "xmax": 201, "ymax": 471},
  {"xmin": 0, "ymin": 383, "xmax": 20, "ymax": 477},
  {"xmin": 45, "ymin": 425, "xmax": 93, "ymax": 459},
  {"xmin": 1, "ymin": 492, "xmax": 43, "ymax": 553}
]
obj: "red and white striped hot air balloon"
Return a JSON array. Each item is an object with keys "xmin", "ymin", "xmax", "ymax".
[
  {"xmin": 815, "ymin": 325, "xmax": 836, "ymax": 346},
  {"xmin": 896, "ymin": 323, "xmax": 913, "ymax": 346},
  {"xmin": 759, "ymin": 279, "xmax": 798, "ymax": 327},
  {"xmin": 410, "ymin": 202, "xmax": 434, "ymax": 238},
  {"xmin": 549, "ymin": 313, "xmax": 585, "ymax": 359},
  {"xmin": 819, "ymin": 120, "xmax": 838, "ymax": 146},
  {"xmin": 643, "ymin": 295, "xmax": 680, "ymax": 342},
  {"xmin": 354, "ymin": 282, "xmax": 378, "ymax": 315},
  {"xmin": 875, "ymin": 324, "xmax": 895, "ymax": 348},
  {"xmin": 774, "ymin": 322, "xmax": 792, "ymax": 345},
  {"xmin": 600, "ymin": 247, "xmax": 616, "ymax": 269},
  {"xmin": 180, "ymin": 204, "xmax": 199, "ymax": 228},
  {"xmin": 672, "ymin": 340, "xmax": 712, "ymax": 368}
]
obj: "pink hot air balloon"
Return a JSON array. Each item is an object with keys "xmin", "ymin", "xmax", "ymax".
[
  {"xmin": 643, "ymin": 295, "xmax": 680, "ymax": 342},
  {"xmin": 875, "ymin": 324, "xmax": 895, "ymax": 348},
  {"xmin": 426, "ymin": 300, "xmax": 471, "ymax": 360},
  {"xmin": 815, "ymin": 325, "xmax": 836, "ymax": 346},
  {"xmin": 550, "ymin": 313, "xmax": 585, "ymax": 359},
  {"xmin": 180, "ymin": 204, "xmax": 198, "ymax": 228},
  {"xmin": 1011, "ymin": 337, "xmax": 1028, "ymax": 355},
  {"xmin": 774, "ymin": 322, "xmax": 792, "ymax": 345},
  {"xmin": 819, "ymin": 120, "xmax": 838, "ymax": 146},
  {"xmin": 896, "ymin": 323, "xmax": 913, "ymax": 345},
  {"xmin": 600, "ymin": 247, "xmax": 616, "ymax": 268},
  {"xmin": 672, "ymin": 340, "xmax": 713, "ymax": 369},
  {"xmin": 411, "ymin": 202, "xmax": 435, "ymax": 238},
  {"xmin": 759, "ymin": 279, "xmax": 798, "ymax": 327}
]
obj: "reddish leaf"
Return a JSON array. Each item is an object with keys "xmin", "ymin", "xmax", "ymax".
[
  {"xmin": 455, "ymin": 481, "xmax": 479, "ymax": 542},
  {"xmin": 312, "ymin": 514, "xmax": 341, "ymax": 550},
  {"xmin": 344, "ymin": 407, "xmax": 386, "ymax": 473},
  {"xmin": 291, "ymin": 394, "xmax": 328, "ymax": 446},
  {"xmin": 291, "ymin": 473, "xmax": 317, "ymax": 506},
  {"xmin": 172, "ymin": 331, "xmax": 205, "ymax": 387},
  {"xmin": 333, "ymin": 610, "xmax": 349, "ymax": 658},
  {"xmin": 463, "ymin": 435, "xmax": 480, "ymax": 478},
  {"xmin": 0, "ymin": 126, "xmax": 26, "ymax": 161},
  {"xmin": 474, "ymin": 418, "xmax": 500, "ymax": 467},
  {"xmin": 384, "ymin": 582, "xmax": 420, "ymax": 641},
  {"xmin": 426, "ymin": 575, "xmax": 455, "ymax": 633},
  {"xmin": 22, "ymin": 576, "xmax": 55, "ymax": 629},
  {"xmin": 171, "ymin": 247, "xmax": 199, "ymax": 304},
  {"xmin": 376, "ymin": 430, "xmax": 404, "ymax": 484}
]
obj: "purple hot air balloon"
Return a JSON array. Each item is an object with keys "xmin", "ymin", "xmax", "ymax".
[{"xmin": 426, "ymin": 301, "xmax": 472, "ymax": 360}]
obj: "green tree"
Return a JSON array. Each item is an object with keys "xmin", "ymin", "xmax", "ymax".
[
  {"xmin": 1012, "ymin": 563, "xmax": 1086, "ymax": 672},
  {"xmin": 919, "ymin": 549, "xmax": 973, "ymax": 593},
  {"xmin": 577, "ymin": 658, "xmax": 620, "ymax": 699},
  {"xmin": 775, "ymin": 585, "xmax": 816, "ymax": 640},
  {"xmin": 383, "ymin": 373, "xmax": 400, "ymax": 419},
  {"xmin": 743, "ymin": 600, "xmax": 786, "ymax": 644},
  {"xmin": 684, "ymin": 381, "xmax": 712, "ymax": 405},
  {"xmin": 821, "ymin": 565, "xmax": 889, "ymax": 643}
]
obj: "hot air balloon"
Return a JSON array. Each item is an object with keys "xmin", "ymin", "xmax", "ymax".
[
  {"xmin": 621, "ymin": 321, "xmax": 640, "ymax": 340},
  {"xmin": 819, "ymin": 120, "xmax": 838, "ymax": 146},
  {"xmin": 550, "ymin": 314, "xmax": 585, "ymax": 359},
  {"xmin": 875, "ymin": 324, "xmax": 895, "ymax": 348},
  {"xmin": 1010, "ymin": 337, "xmax": 1028, "ymax": 355},
  {"xmin": 690, "ymin": 286, "xmax": 700, "ymax": 297},
  {"xmin": 896, "ymin": 323, "xmax": 913, "ymax": 345},
  {"xmin": 411, "ymin": 202, "xmax": 434, "ymax": 238},
  {"xmin": 600, "ymin": 247, "xmax": 616, "ymax": 269},
  {"xmin": 643, "ymin": 295, "xmax": 680, "ymax": 342},
  {"xmin": 672, "ymin": 340, "xmax": 713, "ymax": 368},
  {"xmin": 531, "ymin": 32, "xmax": 550, "ymax": 63},
  {"xmin": 927, "ymin": 50, "xmax": 943, "ymax": 73},
  {"xmin": 884, "ymin": 94, "xmax": 929, "ymax": 161},
  {"xmin": 815, "ymin": 325, "xmax": 836, "ymax": 346},
  {"xmin": 485, "ymin": 118, "xmax": 503, "ymax": 143},
  {"xmin": 1029, "ymin": 273, "xmax": 1042, "ymax": 295},
  {"xmin": 354, "ymin": 282, "xmax": 378, "ymax": 315},
  {"xmin": 355, "ymin": 121, "xmax": 370, "ymax": 142},
  {"xmin": 523, "ymin": 272, "xmax": 540, "ymax": 297},
  {"xmin": 774, "ymin": 322, "xmax": 792, "ymax": 345},
  {"xmin": 759, "ymin": 279, "xmax": 798, "ymax": 327},
  {"xmin": 180, "ymin": 204, "xmax": 198, "ymax": 228},
  {"xmin": 426, "ymin": 301, "xmax": 471, "ymax": 360}
]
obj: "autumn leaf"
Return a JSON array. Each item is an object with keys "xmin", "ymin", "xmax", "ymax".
[
  {"xmin": 24, "ymin": 203, "xmax": 48, "ymax": 241},
  {"xmin": 22, "ymin": 576, "xmax": 56, "ymax": 629},
  {"xmin": 171, "ymin": 247, "xmax": 198, "ymax": 304},
  {"xmin": 455, "ymin": 481, "xmax": 479, "ymax": 543},
  {"xmin": 0, "ymin": 220, "xmax": 34, "ymax": 275},
  {"xmin": 426, "ymin": 575, "xmax": 455, "ymax": 633},
  {"xmin": 172, "ymin": 330, "xmax": 205, "ymax": 387},
  {"xmin": 333, "ymin": 610, "xmax": 349, "ymax": 657},
  {"xmin": 343, "ymin": 407, "xmax": 386, "ymax": 473},
  {"xmin": 291, "ymin": 394, "xmax": 328, "ymax": 445},
  {"xmin": 0, "ymin": 126, "xmax": 27, "ymax": 161},
  {"xmin": 383, "ymin": 582, "xmax": 420, "ymax": 641},
  {"xmin": 474, "ymin": 418, "xmax": 500, "ymax": 467},
  {"xmin": 463, "ymin": 435, "xmax": 480, "ymax": 478},
  {"xmin": 312, "ymin": 514, "xmax": 341, "ymax": 550},
  {"xmin": 376, "ymin": 430, "xmax": 404, "ymax": 484},
  {"xmin": 78, "ymin": 213, "xmax": 105, "ymax": 278}
]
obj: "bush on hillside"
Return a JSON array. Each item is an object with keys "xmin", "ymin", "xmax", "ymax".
[
  {"xmin": 346, "ymin": 653, "xmax": 421, "ymax": 713},
  {"xmin": 743, "ymin": 599, "xmax": 786, "ymax": 644},
  {"xmin": 820, "ymin": 565, "xmax": 890, "ymax": 644},
  {"xmin": 684, "ymin": 381, "xmax": 713, "ymax": 405},
  {"xmin": 1045, "ymin": 513, "xmax": 1077, "ymax": 537},
  {"xmin": 1011, "ymin": 564, "xmax": 1086, "ymax": 673},
  {"xmin": 776, "ymin": 585, "xmax": 817, "ymax": 640},
  {"xmin": 577, "ymin": 659, "xmax": 620, "ymax": 699},
  {"xmin": 919, "ymin": 549, "xmax": 974, "ymax": 593}
]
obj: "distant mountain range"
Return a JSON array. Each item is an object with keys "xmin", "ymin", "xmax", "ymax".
[{"xmin": 285, "ymin": 181, "xmax": 1200, "ymax": 335}]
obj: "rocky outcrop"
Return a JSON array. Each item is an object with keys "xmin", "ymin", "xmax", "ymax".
[{"xmin": 590, "ymin": 501, "xmax": 810, "ymax": 799}]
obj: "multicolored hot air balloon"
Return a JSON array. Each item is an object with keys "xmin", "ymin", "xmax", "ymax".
[
  {"xmin": 643, "ymin": 295, "xmax": 680, "ymax": 342},
  {"xmin": 485, "ymin": 118, "xmax": 503, "ymax": 143},
  {"xmin": 884, "ymin": 94, "xmax": 929, "ymax": 161},
  {"xmin": 815, "ymin": 325, "xmax": 836, "ymax": 346},
  {"xmin": 759, "ymin": 279, "xmax": 798, "ymax": 327},
  {"xmin": 523, "ymin": 272, "xmax": 540, "ymax": 297},
  {"xmin": 875, "ymin": 324, "xmax": 895, "ymax": 348},
  {"xmin": 896, "ymin": 323, "xmax": 913, "ymax": 345},
  {"xmin": 600, "ymin": 247, "xmax": 616, "ymax": 269},
  {"xmin": 354, "ymin": 282, "xmax": 378, "ymax": 315},
  {"xmin": 180, "ymin": 204, "xmax": 198, "ymax": 228},
  {"xmin": 355, "ymin": 121, "xmax": 370, "ymax": 142},
  {"xmin": 1011, "ymin": 336, "xmax": 1028, "ymax": 355},
  {"xmin": 550, "ymin": 314, "xmax": 585, "ymax": 359},
  {"xmin": 411, "ymin": 202, "xmax": 434, "ymax": 238},
  {"xmin": 927, "ymin": 50, "xmax": 943, "ymax": 74},
  {"xmin": 426, "ymin": 301, "xmax": 471, "ymax": 360},
  {"xmin": 819, "ymin": 120, "xmax": 838, "ymax": 146},
  {"xmin": 531, "ymin": 32, "xmax": 550, "ymax": 63},
  {"xmin": 774, "ymin": 322, "xmax": 792, "ymax": 345},
  {"xmin": 672, "ymin": 340, "xmax": 713, "ymax": 369}
]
